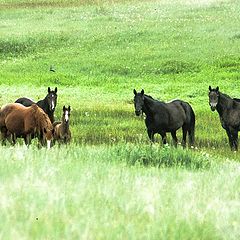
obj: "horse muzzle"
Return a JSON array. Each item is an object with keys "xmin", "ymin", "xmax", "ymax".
[
  {"xmin": 210, "ymin": 106, "xmax": 216, "ymax": 111},
  {"xmin": 135, "ymin": 110, "xmax": 141, "ymax": 116}
]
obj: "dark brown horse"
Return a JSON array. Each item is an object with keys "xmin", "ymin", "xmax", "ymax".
[
  {"xmin": 0, "ymin": 103, "xmax": 53, "ymax": 148},
  {"xmin": 53, "ymin": 105, "xmax": 71, "ymax": 144}
]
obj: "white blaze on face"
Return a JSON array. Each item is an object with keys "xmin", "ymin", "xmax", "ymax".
[
  {"xmin": 51, "ymin": 95, "xmax": 55, "ymax": 110},
  {"xmin": 47, "ymin": 140, "xmax": 51, "ymax": 149},
  {"xmin": 65, "ymin": 110, "xmax": 69, "ymax": 122}
]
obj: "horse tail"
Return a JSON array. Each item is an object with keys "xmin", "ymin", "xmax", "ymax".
[{"xmin": 181, "ymin": 102, "xmax": 195, "ymax": 146}]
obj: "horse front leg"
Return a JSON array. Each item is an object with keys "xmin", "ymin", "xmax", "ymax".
[
  {"xmin": 159, "ymin": 132, "xmax": 167, "ymax": 145},
  {"xmin": 147, "ymin": 129, "xmax": 154, "ymax": 142},
  {"xmin": 24, "ymin": 134, "xmax": 31, "ymax": 147},
  {"xmin": 231, "ymin": 129, "xmax": 238, "ymax": 151},
  {"xmin": 226, "ymin": 128, "xmax": 235, "ymax": 151}
]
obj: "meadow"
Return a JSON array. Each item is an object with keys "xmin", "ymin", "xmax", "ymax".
[{"xmin": 0, "ymin": 0, "xmax": 240, "ymax": 239}]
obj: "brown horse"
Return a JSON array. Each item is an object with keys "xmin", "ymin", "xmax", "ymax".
[
  {"xmin": 53, "ymin": 105, "xmax": 71, "ymax": 144},
  {"xmin": 0, "ymin": 103, "xmax": 53, "ymax": 148}
]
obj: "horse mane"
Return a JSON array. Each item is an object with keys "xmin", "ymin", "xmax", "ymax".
[
  {"xmin": 31, "ymin": 104, "xmax": 52, "ymax": 131},
  {"xmin": 220, "ymin": 91, "xmax": 232, "ymax": 100},
  {"xmin": 144, "ymin": 94, "xmax": 154, "ymax": 99}
]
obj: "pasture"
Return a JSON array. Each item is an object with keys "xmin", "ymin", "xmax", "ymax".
[{"xmin": 0, "ymin": 0, "xmax": 240, "ymax": 238}]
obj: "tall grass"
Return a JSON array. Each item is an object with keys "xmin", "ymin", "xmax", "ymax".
[
  {"xmin": 1, "ymin": 0, "xmax": 240, "ymax": 238},
  {"xmin": 0, "ymin": 144, "xmax": 239, "ymax": 239}
]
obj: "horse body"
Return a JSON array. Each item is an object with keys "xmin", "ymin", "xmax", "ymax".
[
  {"xmin": 0, "ymin": 103, "xmax": 53, "ymax": 148},
  {"xmin": 53, "ymin": 106, "xmax": 71, "ymax": 144},
  {"xmin": 209, "ymin": 86, "xmax": 240, "ymax": 151},
  {"xmin": 134, "ymin": 89, "xmax": 195, "ymax": 147},
  {"xmin": 15, "ymin": 87, "xmax": 57, "ymax": 123}
]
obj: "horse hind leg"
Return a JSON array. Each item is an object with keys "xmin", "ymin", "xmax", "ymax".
[
  {"xmin": 181, "ymin": 125, "xmax": 187, "ymax": 148},
  {"xmin": 170, "ymin": 131, "xmax": 178, "ymax": 147},
  {"xmin": 11, "ymin": 133, "xmax": 17, "ymax": 145}
]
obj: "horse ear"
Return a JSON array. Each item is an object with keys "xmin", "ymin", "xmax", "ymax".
[
  {"xmin": 209, "ymin": 86, "xmax": 212, "ymax": 91},
  {"xmin": 141, "ymin": 89, "xmax": 144, "ymax": 95},
  {"xmin": 55, "ymin": 87, "xmax": 57, "ymax": 93},
  {"xmin": 133, "ymin": 89, "xmax": 137, "ymax": 95},
  {"xmin": 48, "ymin": 87, "xmax": 51, "ymax": 93},
  {"xmin": 216, "ymin": 86, "xmax": 219, "ymax": 92},
  {"xmin": 68, "ymin": 106, "xmax": 71, "ymax": 111},
  {"xmin": 63, "ymin": 105, "xmax": 66, "ymax": 111}
]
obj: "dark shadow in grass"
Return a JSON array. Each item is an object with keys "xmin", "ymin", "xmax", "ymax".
[
  {"xmin": 112, "ymin": 144, "xmax": 212, "ymax": 170},
  {"xmin": 216, "ymin": 57, "xmax": 240, "ymax": 73},
  {"xmin": 154, "ymin": 60, "xmax": 200, "ymax": 75},
  {"xmin": 0, "ymin": 34, "xmax": 71, "ymax": 58}
]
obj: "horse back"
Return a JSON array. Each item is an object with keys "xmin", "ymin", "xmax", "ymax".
[
  {"xmin": 15, "ymin": 97, "xmax": 35, "ymax": 107},
  {"xmin": 4, "ymin": 104, "xmax": 36, "ymax": 135}
]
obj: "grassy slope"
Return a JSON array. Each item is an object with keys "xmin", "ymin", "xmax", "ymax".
[{"xmin": 1, "ymin": 0, "xmax": 240, "ymax": 238}]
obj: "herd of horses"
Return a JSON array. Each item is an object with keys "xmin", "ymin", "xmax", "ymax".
[
  {"xmin": 0, "ymin": 87, "xmax": 71, "ymax": 149},
  {"xmin": 134, "ymin": 86, "xmax": 240, "ymax": 152},
  {"xmin": 0, "ymin": 85, "xmax": 239, "ymax": 151}
]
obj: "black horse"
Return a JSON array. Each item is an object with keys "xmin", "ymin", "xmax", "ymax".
[
  {"xmin": 15, "ymin": 87, "xmax": 57, "ymax": 123},
  {"xmin": 133, "ymin": 89, "xmax": 195, "ymax": 147},
  {"xmin": 209, "ymin": 86, "xmax": 240, "ymax": 151}
]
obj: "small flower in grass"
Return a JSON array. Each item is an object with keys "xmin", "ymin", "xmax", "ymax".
[{"xmin": 85, "ymin": 112, "xmax": 89, "ymax": 117}]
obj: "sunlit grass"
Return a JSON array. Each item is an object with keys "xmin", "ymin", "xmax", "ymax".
[
  {"xmin": 0, "ymin": 144, "xmax": 239, "ymax": 239},
  {"xmin": 1, "ymin": 0, "xmax": 240, "ymax": 238}
]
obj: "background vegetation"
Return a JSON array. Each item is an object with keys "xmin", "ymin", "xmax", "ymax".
[{"xmin": 0, "ymin": 0, "xmax": 240, "ymax": 238}]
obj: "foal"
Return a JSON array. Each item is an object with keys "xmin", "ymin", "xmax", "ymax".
[{"xmin": 53, "ymin": 106, "xmax": 71, "ymax": 144}]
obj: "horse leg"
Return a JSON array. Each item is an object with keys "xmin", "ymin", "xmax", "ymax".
[
  {"xmin": 171, "ymin": 131, "xmax": 178, "ymax": 147},
  {"xmin": 181, "ymin": 126, "xmax": 187, "ymax": 148},
  {"xmin": 160, "ymin": 132, "xmax": 167, "ymax": 145},
  {"xmin": 231, "ymin": 129, "xmax": 238, "ymax": 151},
  {"xmin": 226, "ymin": 128, "xmax": 234, "ymax": 151},
  {"xmin": 1, "ymin": 127, "xmax": 8, "ymax": 145},
  {"xmin": 24, "ymin": 134, "xmax": 31, "ymax": 147},
  {"xmin": 11, "ymin": 133, "xmax": 16, "ymax": 145},
  {"xmin": 147, "ymin": 129, "xmax": 154, "ymax": 142}
]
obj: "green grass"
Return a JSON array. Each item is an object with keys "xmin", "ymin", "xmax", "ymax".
[
  {"xmin": 0, "ymin": 144, "xmax": 239, "ymax": 239},
  {"xmin": 1, "ymin": 0, "xmax": 240, "ymax": 238}
]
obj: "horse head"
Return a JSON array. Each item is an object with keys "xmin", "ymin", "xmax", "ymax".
[
  {"xmin": 133, "ymin": 89, "xmax": 144, "ymax": 116},
  {"xmin": 209, "ymin": 86, "xmax": 219, "ymax": 111},
  {"xmin": 43, "ymin": 127, "xmax": 54, "ymax": 149},
  {"xmin": 47, "ymin": 87, "xmax": 58, "ymax": 112},
  {"xmin": 34, "ymin": 105, "xmax": 54, "ymax": 149},
  {"xmin": 62, "ymin": 105, "xmax": 71, "ymax": 123}
]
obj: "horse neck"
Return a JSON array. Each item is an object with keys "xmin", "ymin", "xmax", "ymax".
[
  {"xmin": 142, "ymin": 96, "xmax": 156, "ymax": 116},
  {"xmin": 61, "ymin": 115, "xmax": 69, "ymax": 133},
  {"xmin": 217, "ymin": 92, "xmax": 233, "ymax": 116},
  {"xmin": 37, "ymin": 97, "xmax": 50, "ymax": 113}
]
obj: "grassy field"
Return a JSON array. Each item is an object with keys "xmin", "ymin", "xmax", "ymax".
[{"xmin": 1, "ymin": 0, "xmax": 240, "ymax": 239}]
